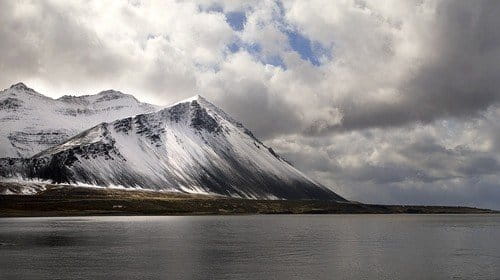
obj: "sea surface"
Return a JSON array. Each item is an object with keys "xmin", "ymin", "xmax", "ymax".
[{"xmin": 0, "ymin": 214, "xmax": 499, "ymax": 280}]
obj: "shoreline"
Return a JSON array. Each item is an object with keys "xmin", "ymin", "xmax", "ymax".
[{"xmin": 0, "ymin": 184, "xmax": 496, "ymax": 217}]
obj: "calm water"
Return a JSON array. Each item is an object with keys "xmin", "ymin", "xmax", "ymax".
[{"xmin": 0, "ymin": 215, "xmax": 499, "ymax": 280}]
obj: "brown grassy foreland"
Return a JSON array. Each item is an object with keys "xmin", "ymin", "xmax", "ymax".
[{"xmin": 0, "ymin": 183, "xmax": 496, "ymax": 217}]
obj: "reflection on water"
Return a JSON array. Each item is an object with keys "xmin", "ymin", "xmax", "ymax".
[{"xmin": 0, "ymin": 215, "xmax": 499, "ymax": 279}]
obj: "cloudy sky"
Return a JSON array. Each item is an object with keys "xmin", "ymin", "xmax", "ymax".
[{"xmin": 2, "ymin": 0, "xmax": 500, "ymax": 209}]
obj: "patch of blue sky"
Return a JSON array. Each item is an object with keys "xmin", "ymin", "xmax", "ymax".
[
  {"xmin": 225, "ymin": 11, "xmax": 246, "ymax": 31},
  {"xmin": 227, "ymin": 42, "xmax": 240, "ymax": 53},
  {"xmin": 245, "ymin": 43, "xmax": 262, "ymax": 56},
  {"xmin": 199, "ymin": 3, "xmax": 247, "ymax": 31},
  {"xmin": 227, "ymin": 39, "xmax": 261, "ymax": 55},
  {"xmin": 274, "ymin": 0, "xmax": 332, "ymax": 66},
  {"xmin": 284, "ymin": 29, "xmax": 332, "ymax": 66},
  {"xmin": 223, "ymin": 0, "xmax": 331, "ymax": 68}
]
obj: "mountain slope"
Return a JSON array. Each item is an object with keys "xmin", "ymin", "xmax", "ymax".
[
  {"xmin": 0, "ymin": 95, "xmax": 345, "ymax": 201},
  {"xmin": 0, "ymin": 83, "xmax": 159, "ymax": 157}
]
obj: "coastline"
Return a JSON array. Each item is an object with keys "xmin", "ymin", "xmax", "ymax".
[{"xmin": 0, "ymin": 184, "xmax": 496, "ymax": 217}]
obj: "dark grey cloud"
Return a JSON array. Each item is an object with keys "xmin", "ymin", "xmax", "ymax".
[
  {"xmin": 322, "ymin": 138, "xmax": 500, "ymax": 186},
  {"xmin": 212, "ymin": 77, "xmax": 302, "ymax": 139},
  {"xmin": 307, "ymin": 0, "xmax": 500, "ymax": 135},
  {"xmin": 274, "ymin": 112, "xmax": 500, "ymax": 209}
]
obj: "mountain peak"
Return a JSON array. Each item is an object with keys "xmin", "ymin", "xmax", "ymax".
[
  {"xmin": 6, "ymin": 82, "xmax": 48, "ymax": 99},
  {"xmin": 193, "ymin": 94, "xmax": 207, "ymax": 101},
  {"xmin": 97, "ymin": 89, "xmax": 125, "ymax": 96},
  {"xmin": 94, "ymin": 89, "xmax": 139, "ymax": 103},
  {"xmin": 180, "ymin": 94, "xmax": 206, "ymax": 103},
  {"xmin": 96, "ymin": 89, "xmax": 125, "ymax": 97},
  {"xmin": 9, "ymin": 82, "xmax": 35, "ymax": 92},
  {"xmin": 164, "ymin": 94, "xmax": 209, "ymax": 109}
]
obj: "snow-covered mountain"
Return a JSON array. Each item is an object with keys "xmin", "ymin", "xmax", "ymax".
[
  {"xmin": 0, "ymin": 83, "xmax": 159, "ymax": 157},
  {"xmin": 0, "ymin": 94, "xmax": 345, "ymax": 201}
]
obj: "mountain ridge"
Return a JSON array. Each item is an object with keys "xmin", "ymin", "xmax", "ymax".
[
  {"xmin": 0, "ymin": 82, "xmax": 159, "ymax": 157},
  {"xmin": 0, "ymin": 91, "xmax": 346, "ymax": 201}
]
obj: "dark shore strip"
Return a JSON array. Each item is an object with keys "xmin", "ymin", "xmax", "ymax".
[{"xmin": 0, "ymin": 185, "xmax": 496, "ymax": 217}]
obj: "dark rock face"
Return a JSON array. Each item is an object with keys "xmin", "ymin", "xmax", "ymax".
[
  {"xmin": 167, "ymin": 102, "xmax": 190, "ymax": 123},
  {"xmin": 57, "ymin": 108, "xmax": 94, "ymax": 116},
  {"xmin": 6, "ymin": 131, "xmax": 70, "ymax": 158},
  {"xmin": 0, "ymin": 158, "xmax": 28, "ymax": 177},
  {"xmin": 189, "ymin": 101, "xmax": 221, "ymax": 133},
  {"xmin": 268, "ymin": 147, "xmax": 280, "ymax": 160},
  {"xmin": 67, "ymin": 140, "xmax": 123, "ymax": 162},
  {"xmin": 32, "ymin": 141, "xmax": 123, "ymax": 183},
  {"xmin": 133, "ymin": 114, "xmax": 165, "ymax": 146},
  {"xmin": 95, "ymin": 90, "xmax": 128, "ymax": 102},
  {"xmin": 12, "ymin": 125, "xmax": 127, "ymax": 184},
  {"xmin": 113, "ymin": 117, "xmax": 133, "ymax": 134},
  {"xmin": 8, "ymin": 131, "xmax": 68, "ymax": 146},
  {"xmin": 0, "ymin": 98, "xmax": 22, "ymax": 110},
  {"xmin": 9, "ymin": 82, "xmax": 33, "ymax": 92},
  {"xmin": 57, "ymin": 95, "xmax": 91, "ymax": 104}
]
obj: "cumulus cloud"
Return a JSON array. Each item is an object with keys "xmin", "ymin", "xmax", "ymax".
[
  {"xmin": 1, "ymin": 0, "xmax": 500, "ymax": 208},
  {"xmin": 290, "ymin": 0, "xmax": 500, "ymax": 134}
]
